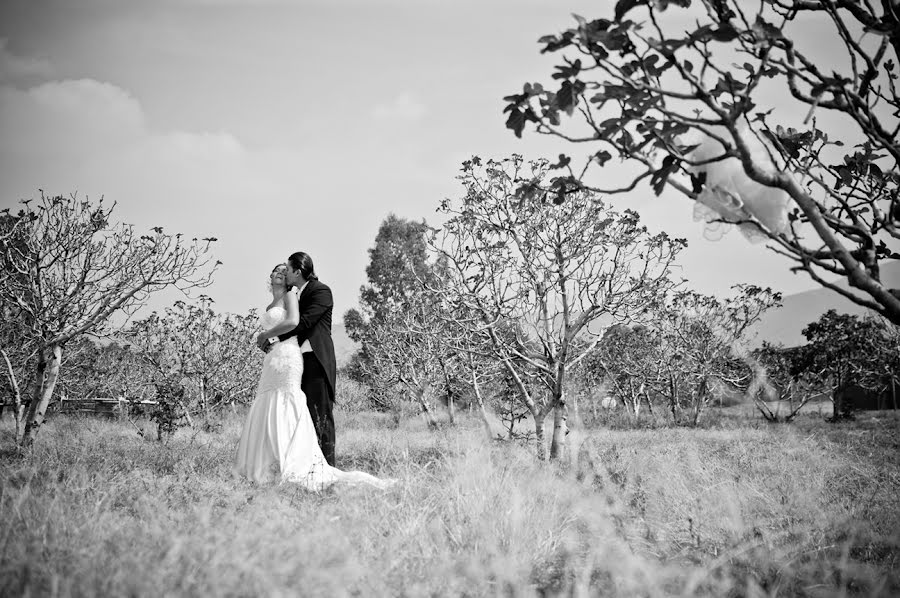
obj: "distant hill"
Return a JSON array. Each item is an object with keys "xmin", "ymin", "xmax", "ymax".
[{"xmin": 749, "ymin": 260, "xmax": 900, "ymax": 347}]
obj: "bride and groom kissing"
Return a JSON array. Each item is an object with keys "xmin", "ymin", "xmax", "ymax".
[{"xmin": 234, "ymin": 251, "xmax": 393, "ymax": 491}]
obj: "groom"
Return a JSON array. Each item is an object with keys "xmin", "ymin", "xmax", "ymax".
[{"xmin": 271, "ymin": 251, "xmax": 337, "ymax": 466}]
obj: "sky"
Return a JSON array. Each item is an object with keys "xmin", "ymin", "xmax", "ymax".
[{"xmin": 0, "ymin": 0, "xmax": 875, "ymax": 321}]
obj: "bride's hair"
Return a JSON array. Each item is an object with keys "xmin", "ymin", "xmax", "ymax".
[
  {"xmin": 288, "ymin": 251, "xmax": 318, "ymax": 281},
  {"xmin": 269, "ymin": 264, "xmax": 292, "ymax": 292}
]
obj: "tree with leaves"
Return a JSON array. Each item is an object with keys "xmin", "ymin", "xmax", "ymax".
[
  {"xmin": 351, "ymin": 294, "xmax": 450, "ymax": 427},
  {"xmin": 504, "ymin": 0, "xmax": 900, "ymax": 325},
  {"xmin": 585, "ymin": 285, "xmax": 780, "ymax": 424},
  {"xmin": 792, "ymin": 309, "xmax": 898, "ymax": 417},
  {"xmin": 654, "ymin": 285, "xmax": 782, "ymax": 424},
  {"xmin": 0, "ymin": 195, "xmax": 218, "ymax": 446},
  {"xmin": 752, "ymin": 341, "xmax": 820, "ymax": 421},
  {"xmin": 431, "ymin": 156, "xmax": 684, "ymax": 460},
  {"xmin": 344, "ymin": 214, "xmax": 467, "ymax": 420},
  {"xmin": 127, "ymin": 297, "xmax": 262, "ymax": 431},
  {"xmin": 587, "ymin": 323, "xmax": 663, "ymax": 417},
  {"xmin": 344, "ymin": 214, "xmax": 437, "ymax": 345},
  {"xmin": 57, "ymin": 339, "xmax": 150, "ymax": 401}
]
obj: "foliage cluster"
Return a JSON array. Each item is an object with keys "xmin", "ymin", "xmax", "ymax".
[
  {"xmin": 503, "ymin": 0, "xmax": 900, "ymax": 324},
  {"xmin": 754, "ymin": 309, "xmax": 900, "ymax": 420},
  {"xmin": 125, "ymin": 297, "xmax": 263, "ymax": 436},
  {"xmin": 587, "ymin": 285, "xmax": 782, "ymax": 425}
]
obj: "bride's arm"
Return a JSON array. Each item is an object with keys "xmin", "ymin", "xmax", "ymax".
[{"xmin": 257, "ymin": 290, "xmax": 301, "ymax": 343}]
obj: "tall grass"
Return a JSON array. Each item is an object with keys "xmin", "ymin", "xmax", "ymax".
[{"xmin": 1, "ymin": 408, "xmax": 897, "ymax": 596}]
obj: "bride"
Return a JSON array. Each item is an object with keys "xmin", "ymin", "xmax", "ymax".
[{"xmin": 234, "ymin": 264, "xmax": 393, "ymax": 491}]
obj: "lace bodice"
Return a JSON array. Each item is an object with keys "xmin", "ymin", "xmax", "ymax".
[
  {"xmin": 257, "ymin": 306, "xmax": 302, "ymax": 394},
  {"xmin": 260, "ymin": 305, "xmax": 286, "ymax": 330}
]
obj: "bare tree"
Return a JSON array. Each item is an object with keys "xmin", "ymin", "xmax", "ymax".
[
  {"xmin": 0, "ymin": 195, "xmax": 218, "ymax": 446},
  {"xmin": 431, "ymin": 156, "xmax": 684, "ymax": 460},
  {"xmin": 504, "ymin": 1, "xmax": 900, "ymax": 324}
]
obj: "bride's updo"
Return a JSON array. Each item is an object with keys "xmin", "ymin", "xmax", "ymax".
[{"xmin": 269, "ymin": 264, "xmax": 292, "ymax": 292}]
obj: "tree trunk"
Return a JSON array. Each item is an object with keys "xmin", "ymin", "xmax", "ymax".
[
  {"xmin": 629, "ymin": 380, "xmax": 643, "ymax": 418},
  {"xmin": 669, "ymin": 376, "xmax": 679, "ymax": 424},
  {"xmin": 180, "ymin": 399, "xmax": 195, "ymax": 429},
  {"xmin": 692, "ymin": 378, "xmax": 708, "ymax": 426},
  {"xmin": 440, "ymin": 357, "xmax": 456, "ymax": 425},
  {"xmin": 469, "ymin": 368, "xmax": 495, "ymax": 441},
  {"xmin": 22, "ymin": 344, "xmax": 63, "ymax": 447},
  {"xmin": 549, "ymin": 396, "xmax": 569, "ymax": 462},
  {"xmin": 446, "ymin": 391, "xmax": 455, "ymax": 425},
  {"xmin": 1, "ymin": 348, "xmax": 24, "ymax": 443},
  {"xmin": 632, "ymin": 394, "xmax": 641, "ymax": 417},
  {"xmin": 533, "ymin": 410, "xmax": 547, "ymax": 461},
  {"xmin": 414, "ymin": 384, "xmax": 439, "ymax": 428},
  {"xmin": 637, "ymin": 381, "xmax": 646, "ymax": 417},
  {"xmin": 475, "ymin": 397, "xmax": 493, "ymax": 440},
  {"xmin": 199, "ymin": 377, "xmax": 208, "ymax": 420}
]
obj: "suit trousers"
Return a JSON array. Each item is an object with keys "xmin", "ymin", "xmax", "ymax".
[{"xmin": 302, "ymin": 352, "xmax": 335, "ymax": 466}]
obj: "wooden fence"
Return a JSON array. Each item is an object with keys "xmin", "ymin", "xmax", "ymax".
[{"xmin": 56, "ymin": 397, "xmax": 159, "ymax": 418}]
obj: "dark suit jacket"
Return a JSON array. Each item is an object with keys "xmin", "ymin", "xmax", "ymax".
[{"xmin": 277, "ymin": 279, "xmax": 337, "ymax": 396}]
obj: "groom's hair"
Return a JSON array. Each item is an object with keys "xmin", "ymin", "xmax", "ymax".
[{"xmin": 288, "ymin": 251, "xmax": 318, "ymax": 281}]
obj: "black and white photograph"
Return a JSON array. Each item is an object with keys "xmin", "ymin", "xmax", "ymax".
[{"xmin": 1, "ymin": 0, "xmax": 899, "ymax": 595}]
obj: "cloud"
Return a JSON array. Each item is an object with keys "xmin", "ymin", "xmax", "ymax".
[
  {"xmin": 372, "ymin": 91, "xmax": 427, "ymax": 122},
  {"xmin": 0, "ymin": 38, "xmax": 54, "ymax": 85},
  {"xmin": 0, "ymin": 73, "xmax": 301, "ymax": 240},
  {"xmin": 1, "ymin": 79, "xmax": 145, "ymax": 157},
  {"xmin": 0, "ymin": 71, "xmax": 367, "ymax": 317},
  {"xmin": 0, "ymin": 74, "xmax": 250, "ymax": 178}
]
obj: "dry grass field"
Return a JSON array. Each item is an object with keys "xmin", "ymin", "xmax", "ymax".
[{"xmin": 1, "ymin": 405, "xmax": 898, "ymax": 597}]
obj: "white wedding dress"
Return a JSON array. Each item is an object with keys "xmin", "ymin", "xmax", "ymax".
[
  {"xmin": 234, "ymin": 305, "xmax": 391, "ymax": 491},
  {"xmin": 683, "ymin": 123, "xmax": 792, "ymax": 243}
]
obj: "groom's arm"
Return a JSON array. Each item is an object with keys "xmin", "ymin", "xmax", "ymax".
[{"xmin": 277, "ymin": 284, "xmax": 333, "ymax": 342}]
